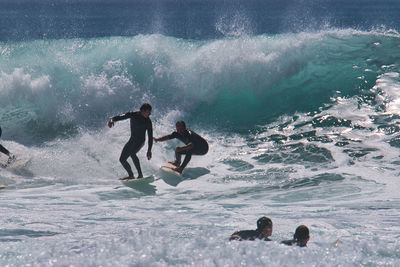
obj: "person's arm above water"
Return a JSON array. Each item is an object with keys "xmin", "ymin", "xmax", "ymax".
[
  {"xmin": 108, "ymin": 112, "xmax": 133, "ymax": 128},
  {"xmin": 229, "ymin": 231, "xmax": 242, "ymax": 241},
  {"xmin": 281, "ymin": 239, "xmax": 296, "ymax": 246}
]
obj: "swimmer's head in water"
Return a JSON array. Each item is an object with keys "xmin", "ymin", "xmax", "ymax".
[
  {"xmin": 257, "ymin": 217, "xmax": 272, "ymax": 231},
  {"xmin": 294, "ymin": 225, "xmax": 309, "ymax": 241}
]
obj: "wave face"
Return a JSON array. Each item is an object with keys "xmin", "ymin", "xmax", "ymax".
[{"xmin": 1, "ymin": 29, "xmax": 400, "ymax": 142}]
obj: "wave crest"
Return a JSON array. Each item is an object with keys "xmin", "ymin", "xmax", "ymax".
[{"xmin": 0, "ymin": 29, "xmax": 399, "ymax": 141}]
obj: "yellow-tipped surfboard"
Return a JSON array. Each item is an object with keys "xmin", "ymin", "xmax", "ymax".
[{"xmin": 160, "ymin": 163, "xmax": 182, "ymax": 176}]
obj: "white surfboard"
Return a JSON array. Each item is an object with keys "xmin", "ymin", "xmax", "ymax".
[
  {"xmin": 0, "ymin": 184, "xmax": 6, "ymax": 189},
  {"xmin": 119, "ymin": 175, "xmax": 155, "ymax": 184},
  {"xmin": 160, "ymin": 163, "xmax": 182, "ymax": 176}
]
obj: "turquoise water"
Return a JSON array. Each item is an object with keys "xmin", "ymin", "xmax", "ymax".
[{"xmin": 1, "ymin": 1, "xmax": 400, "ymax": 266}]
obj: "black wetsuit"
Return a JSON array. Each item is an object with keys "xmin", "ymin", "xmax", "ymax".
[
  {"xmin": 281, "ymin": 239, "xmax": 307, "ymax": 247},
  {"xmin": 229, "ymin": 230, "xmax": 271, "ymax": 241},
  {"xmin": 0, "ymin": 126, "xmax": 10, "ymax": 156},
  {"xmin": 112, "ymin": 111, "xmax": 153, "ymax": 177},
  {"xmin": 166, "ymin": 129, "xmax": 208, "ymax": 170}
]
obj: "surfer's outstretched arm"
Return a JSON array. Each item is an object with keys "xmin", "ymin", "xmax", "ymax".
[
  {"xmin": 153, "ymin": 135, "xmax": 170, "ymax": 142},
  {"xmin": 108, "ymin": 112, "xmax": 133, "ymax": 128}
]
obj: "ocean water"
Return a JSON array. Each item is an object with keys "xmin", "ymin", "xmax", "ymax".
[{"xmin": 1, "ymin": 0, "xmax": 400, "ymax": 266}]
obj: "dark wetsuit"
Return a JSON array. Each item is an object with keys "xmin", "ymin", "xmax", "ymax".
[
  {"xmin": 281, "ymin": 239, "xmax": 306, "ymax": 247},
  {"xmin": 166, "ymin": 129, "xmax": 208, "ymax": 170},
  {"xmin": 112, "ymin": 111, "xmax": 153, "ymax": 177},
  {"xmin": 229, "ymin": 230, "xmax": 271, "ymax": 241},
  {"xmin": 0, "ymin": 126, "xmax": 10, "ymax": 156}
]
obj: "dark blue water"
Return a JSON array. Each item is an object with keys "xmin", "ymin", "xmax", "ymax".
[{"xmin": 1, "ymin": 0, "xmax": 400, "ymax": 41}]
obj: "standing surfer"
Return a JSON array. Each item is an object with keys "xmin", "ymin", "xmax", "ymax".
[
  {"xmin": 153, "ymin": 121, "xmax": 208, "ymax": 174},
  {"xmin": 108, "ymin": 103, "xmax": 153, "ymax": 179}
]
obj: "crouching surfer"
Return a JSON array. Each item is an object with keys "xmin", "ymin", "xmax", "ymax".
[{"xmin": 153, "ymin": 121, "xmax": 208, "ymax": 174}]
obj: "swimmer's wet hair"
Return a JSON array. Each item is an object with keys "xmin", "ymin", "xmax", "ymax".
[
  {"xmin": 294, "ymin": 225, "xmax": 309, "ymax": 241},
  {"xmin": 257, "ymin": 217, "xmax": 272, "ymax": 230}
]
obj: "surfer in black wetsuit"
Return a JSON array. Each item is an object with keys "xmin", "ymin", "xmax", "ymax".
[
  {"xmin": 0, "ymin": 126, "xmax": 15, "ymax": 164},
  {"xmin": 229, "ymin": 217, "xmax": 273, "ymax": 241},
  {"xmin": 281, "ymin": 225, "xmax": 310, "ymax": 247},
  {"xmin": 153, "ymin": 121, "xmax": 208, "ymax": 174},
  {"xmin": 108, "ymin": 103, "xmax": 153, "ymax": 179}
]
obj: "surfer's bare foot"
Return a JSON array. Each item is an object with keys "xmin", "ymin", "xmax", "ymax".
[
  {"xmin": 174, "ymin": 167, "xmax": 183, "ymax": 174},
  {"xmin": 168, "ymin": 161, "xmax": 180, "ymax": 167}
]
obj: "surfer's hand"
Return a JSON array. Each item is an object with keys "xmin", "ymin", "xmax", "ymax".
[
  {"xmin": 147, "ymin": 151, "xmax": 152, "ymax": 160},
  {"xmin": 108, "ymin": 118, "xmax": 114, "ymax": 128},
  {"xmin": 153, "ymin": 137, "xmax": 159, "ymax": 142}
]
